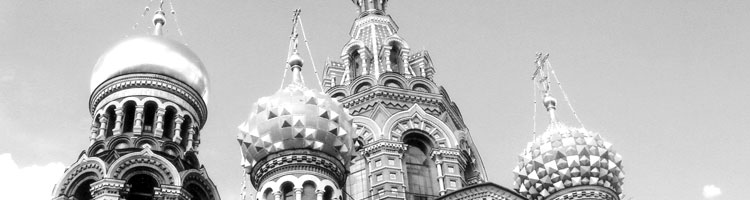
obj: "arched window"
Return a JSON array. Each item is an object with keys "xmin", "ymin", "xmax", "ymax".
[
  {"xmin": 389, "ymin": 44, "xmax": 402, "ymax": 73},
  {"xmin": 126, "ymin": 174, "xmax": 157, "ymax": 200},
  {"xmin": 350, "ymin": 50, "xmax": 363, "ymax": 78},
  {"xmin": 402, "ymin": 132, "xmax": 438, "ymax": 199},
  {"xmin": 180, "ymin": 116, "xmax": 192, "ymax": 148},
  {"xmin": 323, "ymin": 186, "xmax": 333, "ymax": 200},
  {"xmin": 105, "ymin": 105, "xmax": 116, "ymax": 137},
  {"xmin": 412, "ymin": 84, "xmax": 431, "ymax": 93},
  {"xmin": 142, "ymin": 101, "xmax": 158, "ymax": 134},
  {"xmin": 122, "ymin": 101, "xmax": 136, "ymax": 133},
  {"xmin": 73, "ymin": 179, "xmax": 95, "ymax": 200},
  {"xmin": 162, "ymin": 107, "xmax": 177, "ymax": 140},
  {"xmin": 301, "ymin": 181, "xmax": 316, "ymax": 200},
  {"xmin": 331, "ymin": 93, "xmax": 346, "ymax": 101},
  {"xmin": 186, "ymin": 183, "xmax": 209, "ymax": 200},
  {"xmin": 384, "ymin": 79, "xmax": 402, "ymax": 89},
  {"xmin": 354, "ymin": 82, "xmax": 372, "ymax": 93},
  {"xmin": 280, "ymin": 182, "xmax": 295, "ymax": 200},
  {"xmin": 263, "ymin": 188, "xmax": 274, "ymax": 200}
]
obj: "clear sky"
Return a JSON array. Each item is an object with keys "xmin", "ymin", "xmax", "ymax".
[{"xmin": 1, "ymin": 1, "xmax": 749, "ymax": 200}]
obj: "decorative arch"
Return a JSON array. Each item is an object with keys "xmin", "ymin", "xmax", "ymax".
[
  {"xmin": 382, "ymin": 105, "xmax": 457, "ymax": 148},
  {"xmin": 352, "ymin": 116, "xmax": 381, "ymax": 142},
  {"xmin": 340, "ymin": 39, "xmax": 367, "ymax": 58},
  {"xmin": 407, "ymin": 77, "xmax": 439, "ymax": 94},
  {"xmin": 107, "ymin": 148, "xmax": 182, "ymax": 186},
  {"xmin": 383, "ymin": 35, "xmax": 410, "ymax": 50},
  {"xmin": 106, "ymin": 135, "xmax": 132, "ymax": 150},
  {"xmin": 379, "ymin": 77, "xmax": 406, "ymax": 89},
  {"xmin": 256, "ymin": 174, "xmax": 340, "ymax": 200},
  {"xmin": 53, "ymin": 155, "xmax": 107, "ymax": 197},
  {"xmin": 87, "ymin": 140, "xmax": 105, "ymax": 156},
  {"xmin": 181, "ymin": 169, "xmax": 220, "ymax": 200}
]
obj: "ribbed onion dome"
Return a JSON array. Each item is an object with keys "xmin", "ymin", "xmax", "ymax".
[
  {"xmin": 513, "ymin": 97, "xmax": 624, "ymax": 199},
  {"xmin": 90, "ymin": 12, "xmax": 209, "ymax": 102},
  {"xmin": 237, "ymin": 52, "xmax": 355, "ymax": 168}
]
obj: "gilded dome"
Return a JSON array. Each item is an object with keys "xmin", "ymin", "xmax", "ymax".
[
  {"xmin": 513, "ymin": 122, "xmax": 625, "ymax": 199},
  {"xmin": 237, "ymin": 65, "xmax": 355, "ymax": 168},
  {"xmin": 90, "ymin": 35, "xmax": 209, "ymax": 102}
]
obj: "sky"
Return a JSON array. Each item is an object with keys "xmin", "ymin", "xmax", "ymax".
[{"xmin": 1, "ymin": 0, "xmax": 749, "ymax": 200}]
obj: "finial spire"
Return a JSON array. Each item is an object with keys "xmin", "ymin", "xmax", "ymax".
[
  {"xmin": 152, "ymin": 0, "xmax": 166, "ymax": 36},
  {"xmin": 532, "ymin": 52, "xmax": 557, "ymax": 122},
  {"xmin": 287, "ymin": 9, "xmax": 304, "ymax": 85},
  {"xmin": 352, "ymin": 0, "xmax": 388, "ymax": 16}
]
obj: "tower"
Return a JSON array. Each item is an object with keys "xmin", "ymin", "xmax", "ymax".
[
  {"xmin": 237, "ymin": 13, "xmax": 357, "ymax": 200},
  {"xmin": 322, "ymin": 1, "xmax": 489, "ymax": 199},
  {"xmin": 512, "ymin": 54, "xmax": 625, "ymax": 200},
  {"xmin": 52, "ymin": 6, "xmax": 220, "ymax": 200}
]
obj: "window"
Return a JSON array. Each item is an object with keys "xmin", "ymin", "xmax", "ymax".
[
  {"xmin": 376, "ymin": 174, "xmax": 383, "ymax": 181},
  {"xmin": 390, "ymin": 188, "xmax": 398, "ymax": 194},
  {"xmin": 375, "ymin": 160, "xmax": 382, "ymax": 167},
  {"xmin": 448, "ymin": 166, "xmax": 455, "ymax": 173},
  {"xmin": 390, "ymin": 173, "xmax": 397, "ymax": 180},
  {"xmin": 388, "ymin": 159, "xmax": 395, "ymax": 166},
  {"xmin": 450, "ymin": 180, "xmax": 457, "ymax": 188}
]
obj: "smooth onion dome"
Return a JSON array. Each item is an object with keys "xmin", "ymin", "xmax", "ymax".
[
  {"xmin": 90, "ymin": 35, "xmax": 210, "ymax": 103},
  {"xmin": 513, "ymin": 122, "xmax": 625, "ymax": 199}
]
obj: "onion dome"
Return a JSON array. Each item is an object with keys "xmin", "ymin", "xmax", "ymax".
[
  {"xmin": 237, "ymin": 51, "xmax": 355, "ymax": 168},
  {"xmin": 513, "ymin": 96, "xmax": 624, "ymax": 199},
  {"xmin": 90, "ymin": 11, "xmax": 209, "ymax": 102}
]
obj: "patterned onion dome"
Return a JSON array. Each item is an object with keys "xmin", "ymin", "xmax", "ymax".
[
  {"xmin": 513, "ymin": 121, "xmax": 625, "ymax": 199},
  {"xmin": 237, "ymin": 54, "xmax": 355, "ymax": 168},
  {"xmin": 90, "ymin": 35, "xmax": 209, "ymax": 102}
]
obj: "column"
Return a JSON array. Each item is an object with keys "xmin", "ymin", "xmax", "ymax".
[
  {"xmin": 187, "ymin": 125, "xmax": 196, "ymax": 151},
  {"xmin": 294, "ymin": 188, "xmax": 303, "ymax": 200},
  {"xmin": 401, "ymin": 53, "xmax": 410, "ymax": 77},
  {"xmin": 133, "ymin": 105, "xmax": 144, "ymax": 135},
  {"xmin": 383, "ymin": 46, "xmax": 392, "ymax": 72},
  {"xmin": 154, "ymin": 108, "xmax": 166, "ymax": 138},
  {"xmin": 341, "ymin": 55, "xmax": 352, "ymax": 85},
  {"xmin": 315, "ymin": 190, "xmax": 324, "ymax": 200},
  {"xmin": 172, "ymin": 116, "xmax": 184, "ymax": 142},
  {"xmin": 97, "ymin": 115, "xmax": 108, "ymax": 140},
  {"xmin": 113, "ymin": 109, "xmax": 124, "ymax": 135},
  {"xmin": 435, "ymin": 160, "xmax": 446, "ymax": 195},
  {"xmin": 358, "ymin": 49, "xmax": 369, "ymax": 76},
  {"xmin": 274, "ymin": 191, "xmax": 282, "ymax": 200}
]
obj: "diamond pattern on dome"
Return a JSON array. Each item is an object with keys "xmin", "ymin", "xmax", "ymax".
[
  {"xmin": 514, "ymin": 123, "xmax": 624, "ymax": 200},
  {"xmin": 237, "ymin": 84, "xmax": 356, "ymax": 168}
]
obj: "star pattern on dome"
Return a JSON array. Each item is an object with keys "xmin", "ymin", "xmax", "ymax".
[
  {"xmin": 513, "ymin": 123, "xmax": 624, "ymax": 200},
  {"xmin": 237, "ymin": 85, "xmax": 355, "ymax": 168}
]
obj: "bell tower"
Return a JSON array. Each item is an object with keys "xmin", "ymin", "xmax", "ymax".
[
  {"xmin": 322, "ymin": 1, "xmax": 488, "ymax": 200},
  {"xmin": 52, "ymin": 4, "xmax": 220, "ymax": 200}
]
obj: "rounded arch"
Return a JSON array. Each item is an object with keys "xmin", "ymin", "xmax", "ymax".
[
  {"xmin": 162, "ymin": 105, "xmax": 178, "ymax": 140},
  {"xmin": 340, "ymin": 39, "xmax": 367, "ymax": 58},
  {"xmin": 179, "ymin": 115, "xmax": 193, "ymax": 147},
  {"xmin": 383, "ymin": 35, "xmax": 410, "ymax": 50},
  {"xmin": 106, "ymin": 135, "xmax": 132, "ymax": 150},
  {"xmin": 121, "ymin": 100, "xmax": 137, "ymax": 133},
  {"xmin": 378, "ymin": 73, "xmax": 407, "ymax": 87},
  {"xmin": 53, "ymin": 157, "xmax": 107, "ymax": 197},
  {"xmin": 352, "ymin": 116, "xmax": 381, "ymax": 142},
  {"xmin": 87, "ymin": 140, "xmax": 105, "ymax": 156},
  {"xmin": 108, "ymin": 149, "xmax": 182, "ymax": 186},
  {"xmin": 162, "ymin": 142, "xmax": 183, "ymax": 157},
  {"xmin": 354, "ymin": 82, "xmax": 372, "ymax": 93},
  {"xmin": 142, "ymin": 100, "xmax": 159, "ymax": 134},
  {"xmin": 181, "ymin": 169, "xmax": 219, "ymax": 200},
  {"xmin": 125, "ymin": 173, "xmax": 159, "ymax": 200},
  {"xmin": 133, "ymin": 136, "xmax": 160, "ymax": 149},
  {"xmin": 104, "ymin": 104, "xmax": 117, "ymax": 137},
  {"xmin": 382, "ymin": 105, "xmax": 457, "ymax": 148},
  {"xmin": 407, "ymin": 78, "xmax": 439, "ymax": 94}
]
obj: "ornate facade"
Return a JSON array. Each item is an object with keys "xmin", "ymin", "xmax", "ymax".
[{"xmin": 52, "ymin": 8, "xmax": 220, "ymax": 200}]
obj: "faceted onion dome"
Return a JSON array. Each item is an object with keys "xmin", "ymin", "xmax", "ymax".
[
  {"xmin": 237, "ymin": 54, "xmax": 355, "ymax": 168},
  {"xmin": 90, "ymin": 35, "xmax": 210, "ymax": 102},
  {"xmin": 513, "ymin": 99, "xmax": 624, "ymax": 199}
]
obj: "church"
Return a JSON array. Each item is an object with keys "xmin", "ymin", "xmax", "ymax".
[{"xmin": 51, "ymin": 1, "xmax": 625, "ymax": 200}]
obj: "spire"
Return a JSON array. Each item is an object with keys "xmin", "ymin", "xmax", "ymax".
[
  {"xmin": 287, "ymin": 9, "xmax": 304, "ymax": 86},
  {"xmin": 532, "ymin": 53, "xmax": 557, "ymax": 123},
  {"xmin": 352, "ymin": 0, "xmax": 389, "ymax": 16},
  {"xmin": 152, "ymin": 0, "xmax": 166, "ymax": 36}
]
